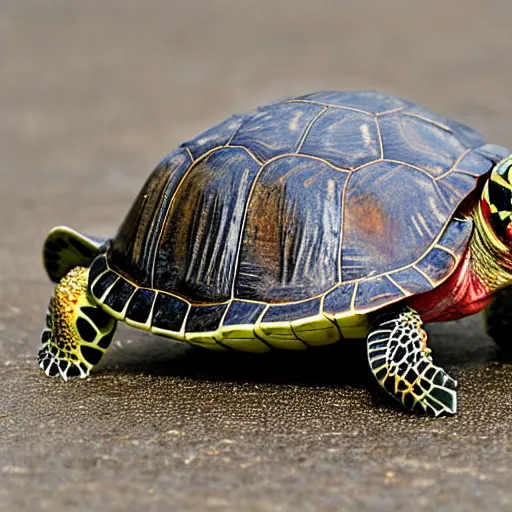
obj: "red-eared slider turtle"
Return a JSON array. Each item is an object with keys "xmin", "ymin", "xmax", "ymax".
[{"xmin": 39, "ymin": 91, "xmax": 512, "ymax": 416}]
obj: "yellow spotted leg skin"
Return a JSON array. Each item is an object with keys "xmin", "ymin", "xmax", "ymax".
[
  {"xmin": 367, "ymin": 306, "xmax": 457, "ymax": 416},
  {"xmin": 38, "ymin": 267, "xmax": 117, "ymax": 380}
]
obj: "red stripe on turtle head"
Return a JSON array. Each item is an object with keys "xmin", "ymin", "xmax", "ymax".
[{"xmin": 480, "ymin": 194, "xmax": 492, "ymax": 223}]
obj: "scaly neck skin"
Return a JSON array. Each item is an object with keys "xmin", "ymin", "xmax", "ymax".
[
  {"xmin": 410, "ymin": 201, "xmax": 512, "ymax": 323},
  {"xmin": 469, "ymin": 202, "xmax": 512, "ymax": 295}
]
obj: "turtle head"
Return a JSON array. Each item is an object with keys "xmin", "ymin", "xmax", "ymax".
[
  {"xmin": 481, "ymin": 156, "xmax": 512, "ymax": 246},
  {"xmin": 38, "ymin": 266, "xmax": 117, "ymax": 380}
]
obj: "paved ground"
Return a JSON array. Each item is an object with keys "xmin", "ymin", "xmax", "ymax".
[{"xmin": 1, "ymin": 1, "xmax": 512, "ymax": 510}]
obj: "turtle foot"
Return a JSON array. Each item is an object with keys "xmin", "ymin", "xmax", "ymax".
[
  {"xmin": 367, "ymin": 305, "xmax": 458, "ymax": 417},
  {"xmin": 38, "ymin": 267, "xmax": 117, "ymax": 381}
]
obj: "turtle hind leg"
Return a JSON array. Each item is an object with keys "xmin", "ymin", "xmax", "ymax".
[
  {"xmin": 367, "ymin": 305, "xmax": 457, "ymax": 416},
  {"xmin": 43, "ymin": 226, "xmax": 108, "ymax": 283},
  {"xmin": 38, "ymin": 266, "xmax": 117, "ymax": 380}
]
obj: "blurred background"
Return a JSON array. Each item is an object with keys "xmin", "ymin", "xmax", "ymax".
[{"xmin": 2, "ymin": 1, "xmax": 512, "ymax": 511}]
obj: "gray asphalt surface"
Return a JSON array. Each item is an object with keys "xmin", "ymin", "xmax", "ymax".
[{"xmin": 1, "ymin": 1, "xmax": 512, "ymax": 510}]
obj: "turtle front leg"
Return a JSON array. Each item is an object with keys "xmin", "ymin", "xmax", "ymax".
[
  {"xmin": 366, "ymin": 305, "xmax": 457, "ymax": 416},
  {"xmin": 38, "ymin": 266, "xmax": 117, "ymax": 380},
  {"xmin": 484, "ymin": 286, "xmax": 512, "ymax": 351}
]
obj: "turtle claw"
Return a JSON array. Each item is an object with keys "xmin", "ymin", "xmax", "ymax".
[
  {"xmin": 38, "ymin": 349, "xmax": 90, "ymax": 381},
  {"xmin": 37, "ymin": 328, "xmax": 91, "ymax": 381}
]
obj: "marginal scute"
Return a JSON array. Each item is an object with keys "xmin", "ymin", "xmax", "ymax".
[
  {"xmin": 388, "ymin": 267, "xmax": 434, "ymax": 295},
  {"xmin": 353, "ymin": 276, "xmax": 404, "ymax": 312},
  {"xmin": 438, "ymin": 171, "xmax": 484, "ymax": 210},
  {"xmin": 435, "ymin": 218, "xmax": 473, "ymax": 257},
  {"xmin": 103, "ymin": 279, "xmax": 136, "ymax": 315},
  {"xmin": 416, "ymin": 248, "xmax": 457, "ymax": 286},
  {"xmin": 220, "ymin": 336, "xmax": 270, "ymax": 353},
  {"xmin": 291, "ymin": 315, "xmax": 340, "ymax": 346},
  {"xmin": 223, "ymin": 300, "xmax": 266, "ymax": 326},
  {"xmin": 88, "ymin": 255, "xmax": 108, "ymax": 287},
  {"xmin": 91, "ymin": 272, "xmax": 117, "ymax": 301},
  {"xmin": 255, "ymin": 323, "xmax": 308, "ymax": 350},
  {"xmin": 262, "ymin": 298, "xmax": 321, "ymax": 323},
  {"xmin": 186, "ymin": 304, "xmax": 228, "ymax": 333},
  {"xmin": 151, "ymin": 292, "xmax": 188, "ymax": 333},
  {"xmin": 452, "ymin": 149, "xmax": 497, "ymax": 177},
  {"xmin": 323, "ymin": 283, "xmax": 356, "ymax": 315},
  {"xmin": 125, "ymin": 288, "xmax": 156, "ymax": 325},
  {"xmin": 476, "ymin": 144, "xmax": 510, "ymax": 163}
]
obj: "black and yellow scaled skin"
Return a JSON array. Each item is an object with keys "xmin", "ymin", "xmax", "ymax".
[
  {"xmin": 39, "ymin": 91, "xmax": 512, "ymax": 416},
  {"xmin": 367, "ymin": 306, "xmax": 457, "ymax": 416},
  {"xmin": 39, "ymin": 267, "xmax": 116, "ymax": 379}
]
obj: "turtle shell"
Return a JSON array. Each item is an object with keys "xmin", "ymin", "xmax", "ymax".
[{"xmin": 88, "ymin": 91, "xmax": 509, "ymax": 340}]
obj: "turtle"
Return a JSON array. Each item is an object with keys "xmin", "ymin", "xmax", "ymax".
[{"xmin": 38, "ymin": 90, "xmax": 512, "ymax": 417}]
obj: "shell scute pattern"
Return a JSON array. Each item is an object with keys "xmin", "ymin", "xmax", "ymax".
[
  {"xmin": 150, "ymin": 147, "xmax": 261, "ymax": 303},
  {"xmin": 229, "ymin": 102, "xmax": 325, "ymax": 161},
  {"xmin": 186, "ymin": 304, "xmax": 228, "ymax": 333},
  {"xmin": 298, "ymin": 108, "xmax": 381, "ymax": 169},
  {"xmin": 378, "ymin": 113, "xmax": 469, "ymax": 178},
  {"xmin": 104, "ymin": 91, "xmax": 508, "ymax": 332},
  {"xmin": 181, "ymin": 112, "xmax": 251, "ymax": 159},
  {"xmin": 262, "ymin": 297, "xmax": 322, "ymax": 323},
  {"xmin": 293, "ymin": 90, "xmax": 412, "ymax": 113},
  {"xmin": 110, "ymin": 147, "xmax": 193, "ymax": 287},
  {"xmin": 235, "ymin": 155, "xmax": 346, "ymax": 303},
  {"xmin": 354, "ymin": 276, "xmax": 404, "ymax": 311},
  {"xmin": 340, "ymin": 160, "xmax": 461, "ymax": 282},
  {"xmin": 387, "ymin": 267, "xmax": 433, "ymax": 295},
  {"xmin": 223, "ymin": 300, "xmax": 266, "ymax": 326},
  {"xmin": 125, "ymin": 289, "xmax": 155, "ymax": 325},
  {"xmin": 405, "ymin": 104, "xmax": 485, "ymax": 148}
]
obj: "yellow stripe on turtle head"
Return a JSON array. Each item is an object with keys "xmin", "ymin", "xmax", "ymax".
[{"xmin": 491, "ymin": 156, "xmax": 512, "ymax": 190}]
